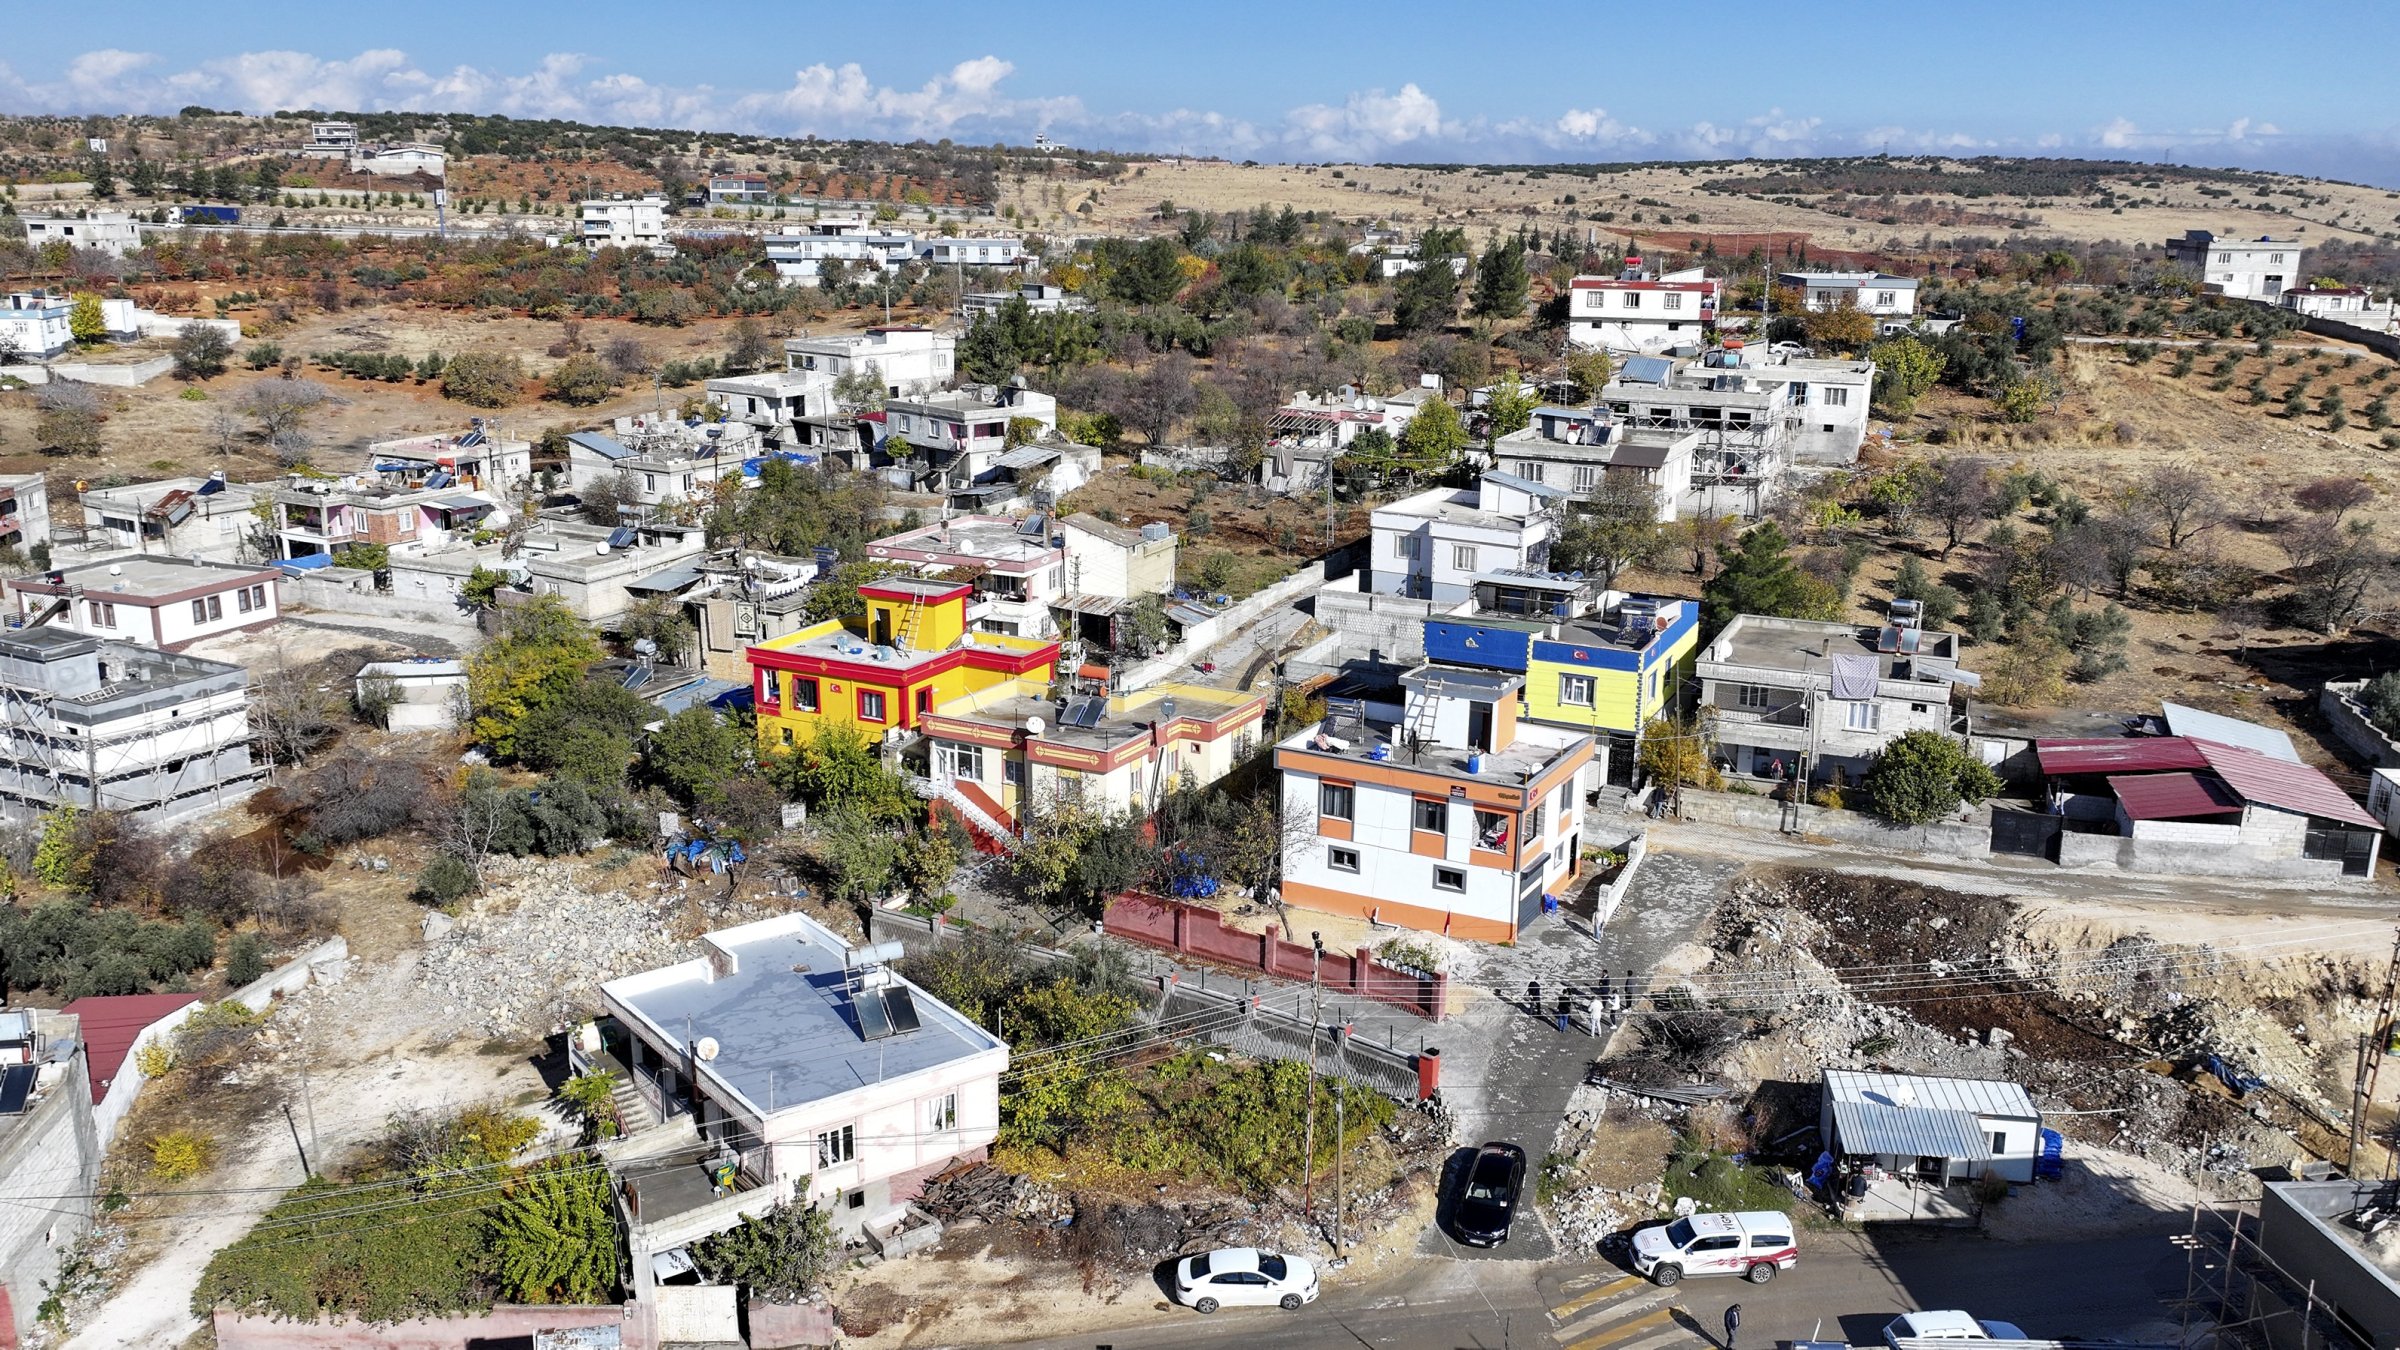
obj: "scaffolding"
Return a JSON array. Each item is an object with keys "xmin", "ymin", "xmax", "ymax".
[
  {"xmin": 2175, "ymin": 1197, "xmax": 2378, "ymax": 1350},
  {"xmin": 0, "ymin": 654, "xmax": 263, "ymax": 823}
]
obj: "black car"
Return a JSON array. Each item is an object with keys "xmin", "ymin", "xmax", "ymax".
[{"xmin": 1453, "ymin": 1142, "xmax": 1527, "ymax": 1246}]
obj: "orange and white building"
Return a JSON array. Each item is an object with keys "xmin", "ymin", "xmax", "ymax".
[
  {"xmin": 1568, "ymin": 259, "xmax": 1719, "ymax": 354},
  {"xmin": 920, "ymin": 668, "xmax": 1267, "ymax": 847},
  {"xmin": 748, "ymin": 578, "xmax": 1056, "ymax": 752},
  {"xmin": 1276, "ymin": 665, "xmax": 1594, "ymax": 943}
]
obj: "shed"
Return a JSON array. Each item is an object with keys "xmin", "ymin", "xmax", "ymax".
[{"xmin": 1820, "ymin": 1069, "xmax": 2042, "ymax": 1184}]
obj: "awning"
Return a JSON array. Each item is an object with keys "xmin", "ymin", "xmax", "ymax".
[
  {"xmin": 1166, "ymin": 603, "xmax": 1214, "ymax": 627},
  {"xmin": 1829, "ymin": 1100, "xmax": 1991, "ymax": 1162},
  {"xmin": 1053, "ymin": 593, "xmax": 1130, "ymax": 616},
  {"xmin": 993, "ymin": 445, "xmax": 1060, "ymax": 471},
  {"xmin": 624, "ymin": 565, "xmax": 705, "ymax": 595},
  {"xmin": 432, "ymin": 497, "xmax": 493, "ymax": 517}
]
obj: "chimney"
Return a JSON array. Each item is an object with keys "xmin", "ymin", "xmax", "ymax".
[{"xmin": 704, "ymin": 938, "xmax": 739, "ymax": 982}]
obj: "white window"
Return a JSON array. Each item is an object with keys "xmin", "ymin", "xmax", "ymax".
[
  {"xmin": 1451, "ymin": 544, "xmax": 1477, "ymax": 572},
  {"xmin": 927, "ymin": 1093, "xmax": 958, "ymax": 1132},
  {"xmin": 1663, "ymin": 292, "xmax": 1683, "ymax": 311},
  {"xmin": 1622, "ymin": 291, "xmax": 1642, "ymax": 310},
  {"xmin": 1823, "ymin": 386, "xmax": 1849, "ymax": 407},
  {"xmin": 1433, "ymin": 866, "xmax": 1466, "ymax": 892},
  {"xmin": 1520, "ymin": 461, "xmax": 1545, "ymax": 484},
  {"xmin": 1844, "ymin": 700, "xmax": 1881, "ymax": 732},
  {"xmin": 1395, "ymin": 534, "xmax": 1422, "ymax": 560},
  {"xmin": 643, "ymin": 474, "xmax": 657, "ymax": 492},
  {"xmin": 1329, "ymin": 846, "xmax": 1360, "ymax": 873},
  {"xmin": 2270, "ymin": 253, "xmax": 2285, "ymax": 264},
  {"xmin": 2218, "ymin": 252, "xmax": 2232, "ymax": 263},
  {"xmin": 1559, "ymin": 674, "xmax": 1595, "ymax": 707},
  {"xmin": 1573, "ymin": 465, "xmax": 1598, "ymax": 491},
  {"xmin": 1876, "ymin": 290, "xmax": 1896, "ymax": 307},
  {"xmin": 934, "ymin": 741, "xmax": 984, "ymax": 781},
  {"xmin": 817, "ymin": 1124, "xmax": 855, "ymax": 1166}
]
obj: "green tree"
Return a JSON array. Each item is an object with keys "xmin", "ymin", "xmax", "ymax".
[
  {"xmin": 1995, "ymin": 379, "xmax": 2044, "ymax": 424},
  {"xmin": 1396, "ymin": 398, "xmax": 1467, "ymax": 479},
  {"xmin": 442, "ymin": 351, "xmax": 526, "ymax": 408},
  {"xmin": 546, "ymin": 353, "xmax": 616, "ymax": 406},
  {"xmin": 68, "ymin": 294, "xmax": 106, "ymax": 345},
  {"xmin": 1471, "ymin": 236, "xmax": 1530, "ymax": 319},
  {"xmin": 645, "ymin": 707, "xmax": 749, "ymax": 809},
  {"xmin": 769, "ymin": 725, "xmax": 912, "ymax": 820},
  {"xmin": 1862, "ymin": 729, "xmax": 2001, "ymax": 824},
  {"xmin": 1393, "ymin": 255, "xmax": 1460, "ymax": 334},
  {"xmin": 691, "ymin": 1201, "xmax": 837, "ymax": 1304},
  {"xmin": 1869, "ymin": 336, "xmax": 1946, "ymax": 418},
  {"xmin": 957, "ymin": 311, "xmax": 1019, "ymax": 384},
  {"xmin": 1112, "ymin": 236, "xmax": 1187, "ymax": 306},
  {"xmin": 86, "ymin": 155, "xmax": 116, "ymax": 200},
  {"xmin": 490, "ymin": 1158, "xmax": 619, "ymax": 1304},
  {"xmin": 467, "ymin": 597, "xmax": 603, "ymax": 759},
  {"xmin": 1485, "ymin": 383, "xmax": 1537, "ymax": 445},
  {"xmin": 1553, "ymin": 475, "xmax": 1666, "ymax": 591},
  {"xmin": 172, "ymin": 325, "xmax": 233, "ymax": 380},
  {"xmin": 1564, "ymin": 348, "xmax": 1614, "ymax": 402},
  {"xmin": 1702, "ymin": 521, "xmax": 1842, "ymax": 630}
]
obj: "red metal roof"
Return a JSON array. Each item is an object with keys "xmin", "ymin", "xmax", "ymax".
[
  {"xmin": 2106, "ymin": 771, "xmax": 2243, "ymax": 821},
  {"xmin": 2034, "ymin": 736, "xmax": 2211, "ymax": 776},
  {"xmin": 58, "ymin": 993, "xmax": 199, "ymax": 1103},
  {"xmin": 2193, "ymin": 738, "xmax": 2378, "ymax": 829}
]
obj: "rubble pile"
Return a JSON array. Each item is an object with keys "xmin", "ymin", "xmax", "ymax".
[
  {"xmin": 1706, "ymin": 866, "xmax": 2351, "ymax": 1181},
  {"xmin": 920, "ymin": 1163, "xmax": 1073, "ymax": 1227}
]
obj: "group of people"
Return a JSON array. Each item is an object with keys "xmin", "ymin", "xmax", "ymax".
[{"xmin": 1524, "ymin": 972, "xmax": 1638, "ymax": 1036}]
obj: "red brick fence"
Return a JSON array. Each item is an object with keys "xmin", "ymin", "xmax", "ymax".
[{"xmin": 1101, "ymin": 892, "xmax": 1449, "ymax": 1021}]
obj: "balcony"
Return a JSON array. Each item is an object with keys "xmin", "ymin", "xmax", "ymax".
[{"xmin": 1710, "ymin": 700, "xmax": 1809, "ymax": 729}]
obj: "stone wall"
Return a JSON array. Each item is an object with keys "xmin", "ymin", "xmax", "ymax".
[
  {"xmin": 1312, "ymin": 582, "xmax": 1439, "ymax": 667},
  {"xmin": 1665, "ymin": 787, "xmax": 1993, "ymax": 859},
  {"xmin": 212, "ymin": 1304, "xmax": 628, "ymax": 1350}
]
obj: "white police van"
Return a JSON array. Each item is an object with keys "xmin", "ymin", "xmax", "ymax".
[{"xmin": 1629, "ymin": 1210, "xmax": 1797, "ymax": 1285}]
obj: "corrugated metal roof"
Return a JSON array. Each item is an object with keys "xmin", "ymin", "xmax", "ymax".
[
  {"xmin": 1165, "ymin": 603, "xmax": 1215, "ymax": 627},
  {"xmin": 623, "ymin": 564, "xmax": 705, "ymax": 595},
  {"xmin": 2194, "ymin": 739, "xmax": 2378, "ymax": 829},
  {"xmin": 2034, "ymin": 736, "xmax": 2210, "ymax": 776},
  {"xmin": 59, "ymin": 994, "xmax": 199, "ymax": 1104},
  {"xmin": 1480, "ymin": 471, "xmax": 1568, "ymax": 499},
  {"xmin": 567, "ymin": 432, "xmax": 634, "ymax": 460},
  {"xmin": 2107, "ymin": 771, "xmax": 2244, "ymax": 821},
  {"xmin": 1824, "ymin": 1069, "xmax": 2039, "ymax": 1119},
  {"xmin": 2162, "ymin": 702, "xmax": 2299, "ymax": 763},
  {"xmin": 1830, "ymin": 1099, "xmax": 1991, "ymax": 1162},
  {"xmin": 992, "ymin": 445, "xmax": 1059, "ymax": 470}
]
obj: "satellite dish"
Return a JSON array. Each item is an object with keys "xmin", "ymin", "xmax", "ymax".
[
  {"xmin": 1026, "ymin": 715, "xmax": 1045, "ymax": 736},
  {"xmin": 107, "ymin": 564, "xmax": 123, "ymax": 576},
  {"xmin": 694, "ymin": 1036, "xmax": 720, "ymax": 1062}
]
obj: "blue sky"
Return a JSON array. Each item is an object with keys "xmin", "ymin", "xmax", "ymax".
[{"xmin": 9, "ymin": 0, "xmax": 2400, "ymax": 184}]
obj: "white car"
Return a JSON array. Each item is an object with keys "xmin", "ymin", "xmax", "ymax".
[
  {"xmin": 1173, "ymin": 1247, "xmax": 1320, "ymax": 1313},
  {"xmin": 1883, "ymin": 1311, "xmax": 2029, "ymax": 1347},
  {"xmin": 1630, "ymin": 1210, "xmax": 1797, "ymax": 1285}
]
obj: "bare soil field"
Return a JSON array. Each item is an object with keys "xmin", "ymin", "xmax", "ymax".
[
  {"xmin": 1059, "ymin": 464, "xmax": 1371, "ymax": 598},
  {"xmin": 1004, "ymin": 157, "xmax": 2400, "ymax": 253}
]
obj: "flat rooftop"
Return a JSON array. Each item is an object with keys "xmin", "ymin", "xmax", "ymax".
[
  {"xmin": 25, "ymin": 556, "xmax": 275, "ymax": 598},
  {"xmin": 1284, "ymin": 696, "xmax": 1589, "ymax": 788},
  {"xmin": 870, "ymin": 516, "xmax": 1057, "ymax": 568},
  {"xmin": 935, "ymin": 680, "xmax": 1260, "ymax": 751},
  {"xmin": 1703, "ymin": 614, "xmax": 1962, "ymax": 682},
  {"xmin": 604, "ymin": 914, "xmax": 1001, "ymax": 1117}
]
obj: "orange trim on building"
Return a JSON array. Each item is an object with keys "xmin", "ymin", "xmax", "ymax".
[
  {"xmin": 1281, "ymin": 879, "xmax": 1515, "ymax": 944},
  {"xmin": 1276, "ymin": 748, "xmax": 1540, "ymax": 810},
  {"xmin": 1409, "ymin": 829, "xmax": 1449, "ymax": 859},
  {"xmin": 1318, "ymin": 817, "xmax": 1353, "ymax": 842}
]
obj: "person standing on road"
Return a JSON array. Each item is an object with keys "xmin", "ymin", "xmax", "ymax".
[
  {"xmin": 1724, "ymin": 1302, "xmax": 1741, "ymax": 1350},
  {"xmin": 1526, "ymin": 978, "xmax": 1543, "ymax": 1017},
  {"xmin": 1554, "ymin": 990, "xmax": 1571, "ymax": 1032},
  {"xmin": 1586, "ymin": 990, "xmax": 1605, "ymax": 1037}
]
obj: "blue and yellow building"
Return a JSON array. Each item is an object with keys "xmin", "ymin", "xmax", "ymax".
[{"xmin": 1422, "ymin": 580, "xmax": 1698, "ymax": 787}]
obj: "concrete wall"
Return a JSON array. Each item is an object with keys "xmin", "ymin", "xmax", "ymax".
[
  {"xmin": 212, "ymin": 1304, "xmax": 629, "ymax": 1350},
  {"xmin": 1662, "ymin": 787, "xmax": 1993, "ymax": 859},
  {"xmin": 229, "ymin": 937, "xmax": 350, "ymax": 1013},
  {"xmin": 1117, "ymin": 551, "xmax": 1353, "ymax": 692},
  {"xmin": 0, "ymin": 1054, "xmax": 97, "ymax": 1349},
  {"xmin": 2054, "ymin": 829, "xmax": 2348, "ymax": 881},
  {"xmin": 2255, "ymin": 1181, "xmax": 2400, "ymax": 1350},
  {"xmin": 43, "ymin": 357, "xmax": 175, "ymax": 388},
  {"xmin": 2320, "ymin": 681, "xmax": 2400, "ymax": 769},
  {"xmin": 91, "ymin": 1001, "xmax": 200, "ymax": 1149},
  {"xmin": 1313, "ymin": 581, "xmax": 1439, "ymax": 667}
]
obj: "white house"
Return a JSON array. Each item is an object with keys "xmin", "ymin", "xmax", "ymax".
[
  {"xmin": 11, "ymin": 557, "xmax": 280, "ymax": 652},
  {"xmin": 919, "ymin": 237, "xmax": 1027, "ymax": 271},
  {"xmin": 593, "ymin": 913, "xmax": 1007, "ymax": 1257},
  {"xmin": 368, "ymin": 423, "xmax": 532, "ymax": 496},
  {"xmin": 764, "ymin": 227, "xmax": 922, "ymax": 285},
  {"xmin": 0, "ymin": 293, "xmax": 75, "ymax": 361},
  {"xmin": 21, "ymin": 213, "xmax": 144, "ymax": 259},
  {"xmin": 1490, "ymin": 407, "xmax": 1701, "ymax": 519},
  {"xmin": 883, "ymin": 386, "xmax": 1059, "ymax": 496},
  {"xmin": 354, "ymin": 658, "xmax": 467, "ymax": 732},
  {"xmin": 866, "ymin": 514, "xmax": 1067, "ymax": 639},
  {"xmin": 78, "ymin": 474, "xmax": 261, "ymax": 562},
  {"xmin": 350, "ymin": 143, "xmax": 446, "ymax": 177},
  {"xmin": 1568, "ymin": 262, "xmax": 1720, "ymax": 353},
  {"xmin": 784, "ymin": 328, "xmax": 956, "ymax": 397},
  {"xmin": 961, "ymin": 282, "xmax": 1091, "ymax": 319},
  {"xmin": 1777, "ymin": 270, "xmax": 1920, "ymax": 318},
  {"xmin": 2282, "ymin": 283, "xmax": 2374, "ymax": 319},
  {"xmin": 580, "ymin": 195, "xmax": 670, "ymax": 252},
  {"xmin": 704, "ymin": 370, "xmax": 832, "ymax": 444},
  {"xmin": 1820, "ymin": 1069, "xmax": 2043, "ymax": 1186},
  {"xmin": 0, "ymin": 475, "xmax": 52, "ymax": 554},
  {"xmin": 2165, "ymin": 231, "xmax": 2304, "ymax": 300},
  {"xmin": 0, "ymin": 627, "xmax": 261, "ymax": 822},
  {"xmin": 1370, "ymin": 473, "xmax": 1562, "ymax": 603}
]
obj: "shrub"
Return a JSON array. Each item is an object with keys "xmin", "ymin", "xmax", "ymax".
[
  {"xmin": 224, "ymin": 932, "xmax": 270, "ymax": 988},
  {"xmin": 441, "ymin": 351, "xmax": 526, "ymax": 408},
  {"xmin": 1863, "ymin": 729, "xmax": 2002, "ymax": 824},
  {"xmin": 132, "ymin": 1042, "xmax": 175, "ymax": 1079},
  {"xmin": 415, "ymin": 856, "xmax": 476, "ymax": 905},
  {"xmin": 150, "ymin": 1129, "xmax": 212, "ymax": 1181}
]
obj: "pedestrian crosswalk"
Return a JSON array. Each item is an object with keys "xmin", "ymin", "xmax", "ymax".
[{"xmin": 1545, "ymin": 1269, "xmax": 1714, "ymax": 1350}]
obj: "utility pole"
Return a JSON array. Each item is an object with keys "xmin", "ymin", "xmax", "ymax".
[
  {"xmin": 1334, "ymin": 1069, "xmax": 1346, "ymax": 1257},
  {"xmin": 1302, "ymin": 955, "xmax": 1321, "ymax": 1217},
  {"xmin": 281, "ymin": 1102, "xmax": 312, "ymax": 1179}
]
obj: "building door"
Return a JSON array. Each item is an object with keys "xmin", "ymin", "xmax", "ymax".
[
  {"xmin": 915, "ymin": 687, "xmax": 934, "ymax": 719},
  {"xmin": 871, "ymin": 609, "xmax": 892, "ymax": 645},
  {"xmin": 1467, "ymin": 702, "xmax": 1493, "ymax": 752},
  {"xmin": 1989, "ymin": 808, "xmax": 2062, "ymax": 861},
  {"xmin": 1606, "ymin": 733, "xmax": 1637, "ymax": 788}
]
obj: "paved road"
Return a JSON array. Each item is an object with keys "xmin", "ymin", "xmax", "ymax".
[{"xmin": 1005, "ymin": 1226, "xmax": 2192, "ymax": 1350}]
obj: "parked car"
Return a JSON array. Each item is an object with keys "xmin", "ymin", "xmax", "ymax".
[
  {"xmin": 1173, "ymin": 1247, "xmax": 1320, "ymax": 1314},
  {"xmin": 1452, "ymin": 1141, "xmax": 1528, "ymax": 1246},
  {"xmin": 1882, "ymin": 1311, "xmax": 2028, "ymax": 1346},
  {"xmin": 1630, "ymin": 1210, "xmax": 1797, "ymax": 1285}
]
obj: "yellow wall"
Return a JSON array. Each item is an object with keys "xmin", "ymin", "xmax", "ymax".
[
  {"xmin": 865, "ymin": 590, "xmax": 965, "ymax": 653},
  {"xmin": 1522, "ymin": 624, "xmax": 1698, "ymax": 736}
]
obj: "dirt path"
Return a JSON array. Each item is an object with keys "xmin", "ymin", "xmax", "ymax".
[{"xmin": 63, "ymin": 951, "xmax": 552, "ymax": 1350}]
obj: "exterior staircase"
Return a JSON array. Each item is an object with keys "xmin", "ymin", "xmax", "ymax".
[{"xmin": 912, "ymin": 775, "xmax": 1022, "ymax": 855}]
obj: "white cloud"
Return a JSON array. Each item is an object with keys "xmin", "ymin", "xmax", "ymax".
[
  {"xmin": 1280, "ymin": 84, "xmax": 1446, "ymax": 159},
  {"xmin": 732, "ymin": 57, "xmax": 1082, "ymax": 140}
]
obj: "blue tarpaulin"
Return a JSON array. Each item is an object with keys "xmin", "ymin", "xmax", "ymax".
[{"xmin": 277, "ymin": 553, "xmax": 335, "ymax": 571}]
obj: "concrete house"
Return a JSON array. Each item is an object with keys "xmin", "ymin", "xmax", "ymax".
[
  {"xmin": 77, "ymin": 474, "xmax": 261, "ymax": 562},
  {"xmin": 0, "ymin": 474, "xmax": 51, "ymax": 554},
  {"xmin": 580, "ymin": 194, "xmax": 670, "ymax": 252},
  {"xmin": 21, "ymin": 212, "xmax": 145, "ymax": 259},
  {"xmin": 1600, "ymin": 344, "xmax": 1877, "ymax": 489},
  {"xmin": 1370, "ymin": 473, "xmax": 1563, "ymax": 602},
  {"xmin": 783, "ymin": 328, "xmax": 956, "ymax": 396},
  {"xmin": 962, "ymin": 282, "xmax": 1092, "ymax": 318},
  {"xmin": 1056, "ymin": 513, "xmax": 1178, "ymax": 613},
  {"xmin": 590, "ymin": 913, "xmax": 1006, "ymax": 1273},
  {"xmin": 920, "ymin": 237, "xmax": 1028, "ymax": 271},
  {"xmin": 367, "ymin": 423, "xmax": 532, "ymax": 496},
  {"xmin": 0, "ymin": 292, "xmax": 76, "ymax": 361},
  {"xmin": 1567, "ymin": 260, "xmax": 1720, "ymax": 354},
  {"xmin": 749, "ymin": 579, "xmax": 1056, "ymax": 751},
  {"xmin": 564, "ymin": 416, "xmax": 765, "ymax": 515},
  {"xmin": 11, "ymin": 557, "xmax": 281, "ymax": 651},
  {"xmin": 883, "ymin": 386, "xmax": 1058, "ymax": 498},
  {"xmin": 2283, "ymin": 282, "xmax": 2375, "ymax": 318},
  {"xmin": 1276, "ymin": 673, "xmax": 1593, "ymax": 943},
  {"xmin": 509, "ymin": 521, "xmax": 707, "ymax": 625},
  {"xmin": 1778, "ymin": 270, "xmax": 1920, "ymax": 318},
  {"xmin": 272, "ymin": 474, "xmax": 502, "ymax": 563},
  {"xmin": 0, "ymin": 1009, "xmax": 98, "ymax": 1349},
  {"xmin": 867, "ymin": 514, "xmax": 1066, "ymax": 639},
  {"xmin": 0, "ymin": 627, "xmax": 261, "ymax": 821},
  {"xmin": 2032, "ymin": 733, "xmax": 2381, "ymax": 879},
  {"xmin": 706, "ymin": 370, "xmax": 832, "ymax": 446},
  {"xmin": 354, "ymin": 658, "xmax": 468, "ymax": 732},
  {"xmin": 1697, "ymin": 614, "xmax": 1973, "ymax": 788},
  {"xmin": 2165, "ymin": 230, "xmax": 2305, "ymax": 299},
  {"xmin": 1489, "ymin": 406, "xmax": 1701, "ymax": 519},
  {"xmin": 2254, "ymin": 1179, "xmax": 2400, "ymax": 1350}
]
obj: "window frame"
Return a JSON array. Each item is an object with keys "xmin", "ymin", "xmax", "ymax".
[
  {"xmin": 1329, "ymin": 846, "xmax": 1361, "ymax": 874},
  {"xmin": 1558, "ymin": 673, "xmax": 1595, "ymax": 708},
  {"xmin": 817, "ymin": 1123, "xmax": 856, "ymax": 1167},
  {"xmin": 1412, "ymin": 798, "xmax": 1449, "ymax": 835},
  {"xmin": 1432, "ymin": 866, "xmax": 1467, "ymax": 893},
  {"xmin": 790, "ymin": 676, "xmax": 820, "ymax": 712},
  {"xmin": 1662, "ymin": 291, "xmax": 1683, "ymax": 311},
  {"xmin": 857, "ymin": 688, "xmax": 888, "ymax": 723},
  {"xmin": 928, "ymin": 1093, "xmax": 959, "ymax": 1133},
  {"xmin": 1319, "ymin": 782, "xmax": 1355, "ymax": 821},
  {"xmin": 1450, "ymin": 543, "xmax": 1477, "ymax": 572},
  {"xmin": 1844, "ymin": 699, "xmax": 1881, "ymax": 732}
]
